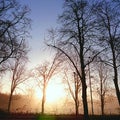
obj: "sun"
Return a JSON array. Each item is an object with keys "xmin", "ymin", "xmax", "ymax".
[
  {"xmin": 46, "ymin": 82, "xmax": 65, "ymax": 103},
  {"xmin": 35, "ymin": 81, "xmax": 65, "ymax": 103}
]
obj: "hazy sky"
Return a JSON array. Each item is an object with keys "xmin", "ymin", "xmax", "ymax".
[
  {"xmin": 1, "ymin": 0, "xmax": 65, "ymax": 99},
  {"xmin": 20, "ymin": 0, "xmax": 63, "ymax": 67}
]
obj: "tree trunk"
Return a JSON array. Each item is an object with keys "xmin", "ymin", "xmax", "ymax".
[
  {"xmin": 80, "ymin": 44, "xmax": 89, "ymax": 120},
  {"xmin": 75, "ymin": 100, "xmax": 79, "ymax": 120},
  {"xmin": 82, "ymin": 81, "xmax": 89, "ymax": 120},
  {"xmin": 101, "ymin": 95, "xmax": 104, "ymax": 115},
  {"xmin": 111, "ymin": 45, "xmax": 120, "ymax": 105},
  {"xmin": 88, "ymin": 64, "xmax": 94, "ymax": 115},
  {"xmin": 41, "ymin": 85, "xmax": 46, "ymax": 114},
  {"xmin": 8, "ymin": 90, "xmax": 13, "ymax": 112},
  {"xmin": 113, "ymin": 70, "xmax": 120, "ymax": 105},
  {"xmin": 81, "ymin": 60, "xmax": 89, "ymax": 120},
  {"xmin": 74, "ymin": 72, "xmax": 79, "ymax": 118},
  {"xmin": 100, "ymin": 75, "xmax": 105, "ymax": 115}
]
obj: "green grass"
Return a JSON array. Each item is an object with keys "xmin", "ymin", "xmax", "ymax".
[{"xmin": 37, "ymin": 114, "xmax": 56, "ymax": 120}]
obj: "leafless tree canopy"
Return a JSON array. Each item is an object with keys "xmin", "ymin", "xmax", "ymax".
[
  {"xmin": 0, "ymin": 0, "xmax": 31, "ymax": 66},
  {"xmin": 7, "ymin": 50, "xmax": 29, "ymax": 112},
  {"xmin": 47, "ymin": 0, "xmax": 120, "ymax": 119}
]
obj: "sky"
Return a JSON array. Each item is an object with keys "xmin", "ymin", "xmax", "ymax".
[
  {"xmin": 1, "ymin": 0, "xmax": 67, "ymax": 112},
  {"xmin": 1, "ymin": 0, "xmax": 65, "ymax": 105},
  {"xmin": 20, "ymin": 0, "xmax": 64, "ymax": 67}
]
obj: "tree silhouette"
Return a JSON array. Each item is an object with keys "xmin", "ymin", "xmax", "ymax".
[
  {"xmin": 64, "ymin": 71, "xmax": 81, "ymax": 118},
  {"xmin": 0, "ymin": 0, "xmax": 31, "ymax": 71},
  {"xmin": 47, "ymin": 0, "xmax": 102, "ymax": 119},
  {"xmin": 34, "ymin": 53, "xmax": 61, "ymax": 114},
  {"xmin": 96, "ymin": 62, "xmax": 108, "ymax": 115},
  {"xmin": 7, "ymin": 41, "xmax": 29, "ymax": 112},
  {"xmin": 94, "ymin": 0, "xmax": 120, "ymax": 105}
]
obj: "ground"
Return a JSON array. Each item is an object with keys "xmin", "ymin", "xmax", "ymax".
[{"xmin": 0, "ymin": 112, "xmax": 120, "ymax": 120}]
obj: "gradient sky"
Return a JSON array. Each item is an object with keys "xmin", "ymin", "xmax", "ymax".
[
  {"xmin": 20, "ymin": 0, "xmax": 64, "ymax": 67},
  {"xmin": 1, "ymin": 0, "xmax": 65, "ymax": 99}
]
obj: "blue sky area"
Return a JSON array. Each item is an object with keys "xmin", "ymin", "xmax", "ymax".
[{"xmin": 20, "ymin": 0, "xmax": 63, "ymax": 67}]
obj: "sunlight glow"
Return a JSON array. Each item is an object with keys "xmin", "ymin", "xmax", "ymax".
[
  {"xmin": 35, "ymin": 88, "xmax": 42, "ymax": 99},
  {"xmin": 46, "ymin": 83, "xmax": 65, "ymax": 103},
  {"xmin": 35, "ymin": 81, "xmax": 65, "ymax": 103}
]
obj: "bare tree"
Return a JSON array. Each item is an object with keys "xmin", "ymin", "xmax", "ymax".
[
  {"xmin": 34, "ymin": 53, "xmax": 61, "ymax": 114},
  {"xmin": 94, "ymin": 0, "xmax": 120, "ymax": 105},
  {"xmin": 64, "ymin": 71, "xmax": 81, "ymax": 118},
  {"xmin": 7, "ymin": 42, "xmax": 29, "ymax": 112},
  {"xmin": 0, "ymin": 0, "xmax": 31, "ymax": 105},
  {"xmin": 47, "ymin": 1, "xmax": 102, "ymax": 119},
  {"xmin": 96, "ymin": 62, "xmax": 108, "ymax": 115},
  {"xmin": 0, "ymin": 0, "xmax": 31, "ymax": 68}
]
